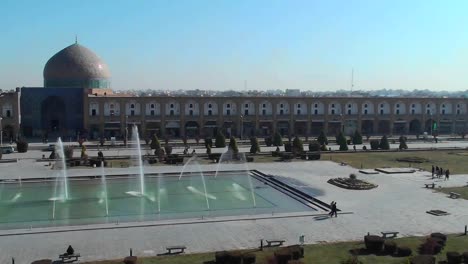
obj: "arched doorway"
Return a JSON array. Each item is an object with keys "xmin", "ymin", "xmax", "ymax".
[
  {"xmin": 185, "ymin": 121, "xmax": 200, "ymax": 137},
  {"xmin": 1, "ymin": 125, "xmax": 14, "ymax": 142},
  {"xmin": 378, "ymin": 120, "xmax": 390, "ymax": 135},
  {"xmin": 41, "ymin": 96, "xmax": 66, "ymax": 140},
  {"xmin": 409, "ymin": 119, "xmax": 421, "ymax": 134},
  {"xmin": 425, "ymin": 119, "xmax": 436, "ymax": 135},
  {"xmin": 361, "ymin": 120, "xmax": 374, "ymax": 135}
]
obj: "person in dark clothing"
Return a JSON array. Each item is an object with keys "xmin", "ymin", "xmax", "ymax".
[
  {"xmin": 66, "ymin": 245, "xmax": 74, "ymax": 255},
  {"xmin": 435, "ymin": 166, "xmax": 439, "ymax": 177},
  {"xmin": 328, "ymin": 201, "xmax": 335, "ymax": 217},
  {"xmin": 333, "ymin": 202, "xmax": 338, "ymax": 217},
  {"xmin": 445, "ymin": 169, "xmax": 450, "ymax": 180},
  {"xmin": 439, "ymin": 167, "xmax": 443, "ymax": 178},
  {"xmin": 431, "ymin": 165, "xmax": 435, "ymax": 178}
]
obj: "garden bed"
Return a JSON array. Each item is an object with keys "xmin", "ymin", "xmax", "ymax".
[{"xmin": 327, "ymin": 177, "xmax": 378, "ymax": 190}]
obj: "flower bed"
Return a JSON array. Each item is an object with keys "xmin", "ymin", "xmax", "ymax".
[{"xmin": 327, "ymin": 177, "xmax": 378, "ymax": 190}]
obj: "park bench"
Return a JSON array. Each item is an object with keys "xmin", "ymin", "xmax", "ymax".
[
  {"xmin": 381, "ymin": 231, "xmax": 399, "ymax": 239},
  {"xmin": 59, "ymin": 253, "xmax": 80, "ymax": 262},
  {"xmin": 424, "ymin": 183, "xmax": 435, "ymax": 189},
  {"xmin": 165, "ymin": 245, "xmax": 186, "ymax": 254},
  {"xmin": 449, "ymin": 192, "xmax": 461, "ymax": 199},
  {"xmin": 265, "ymin": 239, "xmax": 286, "ymax": 247}
]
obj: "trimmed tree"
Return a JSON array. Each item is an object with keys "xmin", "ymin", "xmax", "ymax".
[
  {"xmin": 150, "ymin": 134, "xmax": 161, "ymax": 150},
  {"xmin": 370, "ymin": 139, "xmax": 380, "ymax": 150},
  {"xmin": 206, "ymin": 144, "xmax": 212, "ymax": 155},
  {"xmin": 352, "ymin": 130, "xmax": 363, "ymax": 145},
  {"xmin": 204, "ymin": 138, "xmax": 213, "ymax": 148},
  {"xmin": 399, "ymin": 136, "xmax": 408, "ymax": 150},
  {"xmin": 379, "ymin": 135, "xmax": 390, "ymax": 150},
  {"xmin": 215, "ymin": 132, "xmax": 226, "ymax": 148},
  {"xmin": 292, "ymin": 136, "xmax": 304, "ymax": 154},
  {"xmin": 250, "ymin": 137, "xmax": 260, "ymax": 154},
  {"xmin": 317, "ymin": 130, "xmax": 328, "ymax": 145},
  {"xmin": 308, "ymin": 140, "xmax": 321, "ymax": 151},
  {"xmin": 229, "ymin": 136, "xmax": 238, "ymax": 154},
  {"xmin": 16, "ymin": 140, "xmax": 28, "ymax": 153},
  {"xmin": 273, "ymin": 132, "xmax": 283, "ymax": 146},
  {"xmin": 336, "ymin": 132, "xmax": 348, "ymax": 151}
]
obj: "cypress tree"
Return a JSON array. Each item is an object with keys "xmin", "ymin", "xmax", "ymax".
[
  {"xmin": 250, "ymin": 137, "xmax": 260, "ymax": 154},
  {"xmin": 273, "ymin": 132, "xmax": 283, "ymax": 146},
  {"xmin": 379, "ymin": 135, "xmax": 390, "ymax": 150},
  {"xmin": 292, "ymin": 136, "xmax": 304, "ymax": 153},
  {"xmin": 229, "ymin": 136, "xmax": 238, "ymax": 153},
  {"xmin": 337, "ymin": 132, "xmax": 348, "ymax": 151},
  {"xmin": 150, "ymin": 134, "xmax": 161, "ymax": 150},
  {"xmin": 352, "ymin": 130, "xmax": 363, "ymax": 145},
  {"xmin": 317, "ymin": 130, "xmax": 328, "ymax": 145},
  {"xmin": 215, "ymin": 131, "xmax": 226, "ymax": 148}
]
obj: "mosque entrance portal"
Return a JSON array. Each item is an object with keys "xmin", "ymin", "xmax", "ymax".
[{"xmin": 41, "ymin": 96, "xmax": 66, "ymax": 139}]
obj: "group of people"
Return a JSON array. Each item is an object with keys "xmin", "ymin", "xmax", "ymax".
[
  {"xmin": 328, "ymin": 201, "xmax": 338, "ymax": 217},
  {"xmin": 182, "ymin": 145, "xmax": 196, "ymax": 155},
  {"xmin": 432, "ymin": 165, "xmax": 450, "ymax": 180}
]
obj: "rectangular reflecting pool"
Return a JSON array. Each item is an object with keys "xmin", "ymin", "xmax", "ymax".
[{"xmin": 0, "ymin": 170, "xmax": 315, "ymax": 230}]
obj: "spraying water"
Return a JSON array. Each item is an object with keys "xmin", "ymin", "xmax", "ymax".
[
  {"xmin": 100, "ymin": 162, "xmax": 109, "ymax": 216},
  {"xmin": 179, "ymin": 156, "xmax": 213, "ymax": 210},
  {"xmin": 56, "ymin": 138, "xmax": 69, "ymax": 200},
  {"xmin": 132, "ymin": 125, "xmax": 145, "ymax": 195}
]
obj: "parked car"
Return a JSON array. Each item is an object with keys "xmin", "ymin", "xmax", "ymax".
[{"xmin": 1, "ymin": 146, "xmax": 15, "ymax": 154}]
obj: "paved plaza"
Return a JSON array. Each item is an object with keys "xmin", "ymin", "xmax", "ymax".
[{"xmin": 1, "ymin": 141, "xmax": 468, "ymax": 262}]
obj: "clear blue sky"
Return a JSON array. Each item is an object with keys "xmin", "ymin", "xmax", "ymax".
[{"xmin": 1, "ymin": 0, "xmax": 467, "ymax": 91}]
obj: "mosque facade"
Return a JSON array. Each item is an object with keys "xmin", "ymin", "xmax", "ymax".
[{"xmin": 0, "ymin": 42, "xmax": 467, "ymax": 142}]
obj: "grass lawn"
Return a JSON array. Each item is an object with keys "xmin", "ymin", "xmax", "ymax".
[
  {"xmin": 438, "ymin": 186, "xmax": 468, "ymax": 200},
  {"xmin": 321, "ymin": 150, "xmax": 468, "ymax": 174},
  {"xmin": 84, "ymin": 234, "xmax": 468, "ymax": 264}
]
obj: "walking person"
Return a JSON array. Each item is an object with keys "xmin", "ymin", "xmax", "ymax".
[
  {"xmin": 328, "ymin": 201, "xmax": 334, "ymax": 217},
  {"xmin": 445, "ymin": 169, "xmax": 450, "ymax": 180},
  {"xmin": 333, "ymin": 201, "xmax": 338, "ymax": 217},
  {"xmin": 439, "ymin": 167, "xmax": 443, "ymax": 179},
  {"xmin": 431, "ymin": 165, "xmax": 435, "ymax": 178}
]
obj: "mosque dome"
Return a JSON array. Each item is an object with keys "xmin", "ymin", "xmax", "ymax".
[{"xmin": 43, "ymin": 43, "xmax": 111, "ymax": 88}]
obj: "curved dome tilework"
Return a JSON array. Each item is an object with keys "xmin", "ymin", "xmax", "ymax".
[{"xmin": 43, "ymin": 43, "xmax": 111, "ymax": 88}]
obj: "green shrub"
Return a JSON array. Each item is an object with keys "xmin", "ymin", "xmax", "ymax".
[
  {"xmin": 336, "ymin": 132, "xmax": 348, "ymax": 151},
  {"xmin": 379, "ymin": 135, "xmax": 390, "ymax": 150},
  {"xmin": 229, "ymin": 136, "xmax": 238, "ymax": 153},
  {"xmin": 215, "ymin": 132, "xmax": 226, "ymax": 148},
  {"xmin": 204, "ymin": 138, "xmax": 213, "ymax": 148},
  {"xmin": 64, "ymin": 146, "xmax": 74, "ymax": 159},
  {"xmin": 308, "ymin": 141, "xmax": 320, "ymax": 151},
  {"xmin": 250, "ymin": 137, "xmax": 260, "ymax": 154},
  {"xmin": 164, "ymin": 145, "xmax": 173, "ymax": 155},
  {"xmin": 273, "ymin": 132, "xmax": 283, "ymax": 146},
  {"xmin": 399, "ymin": 136, "xmax": 408, "ymax": 150},
  {"xmin": 265, "ymin": 137, "xmax": 272, "ymax": 147},
  {"xmin": 16, "ymin": 140, "xmax": 29, "ymax": 153},
  {"xmin": 206, "ymin": 144, "xmax": 212, "ymax": 155},
  {"xmin": 370, "ymin": 140, "xmax": 380, "ymax": 150},
  {"xmin": 150, "ymin": 134, "xmax": 160, "ymax": 150},
  {"xmin": 341, "ymin": 256, "xmax": 363, "ymax": 264},
  {"xmin": 317, "ymin": 130, "xmax": 328, "ymax": 145},
  {"xmin": 364, "ymin": 235, "xmax": 384, "ymax": 252},
  {"xmin": 352, "ymin": 130, "xmax": 363, "ymax": 145},
  {"xmin": 320, "ymin": 144, "xmax": 328, "ymax": 151},
  {"xmin": 292, "ymin": 136, "xmax": 304, "ymax": 154},
  {"xmin": 284, "ymin": 142, "xmax": 292, "ymax": 152}
]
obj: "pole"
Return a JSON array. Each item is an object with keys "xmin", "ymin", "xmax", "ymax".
[
  {"xmin": 0, "ymin": 117, "xmax": 3, "ymax": 147},
  {"xmin": 240, "ymin": 115, "xmax": 243, "ymax": 140}
]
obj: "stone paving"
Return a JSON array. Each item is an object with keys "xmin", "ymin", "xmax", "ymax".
[{"xmin": 1, "ymin": 156, "xmax": 468, "ymax": 263}]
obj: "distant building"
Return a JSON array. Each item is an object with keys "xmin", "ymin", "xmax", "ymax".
[{"xmin": 0, "ymin": 42, "xmax": 467, "ymax": 141}]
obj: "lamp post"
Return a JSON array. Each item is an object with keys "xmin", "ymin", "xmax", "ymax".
[
  {"xmin": 240, "ymin": 114, "xmax": 244, "ymax": 140},
  {"xmin": 429, "ymin": 113, "xmax": 433, "ymax": 136},
  {"xmin": 0, "ymin": 117, "xmax": 3, "ymax": 147},
  {"xmin": 340, "ymin": 114, "xmax": 344, "ymax": 134},
  {"xmin": 125, "ymin": 115, "xmax": 128, "ymax": 147}
]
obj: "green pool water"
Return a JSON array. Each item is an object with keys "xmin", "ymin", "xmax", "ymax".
[{"xmin": 0, "ymin": 171, "xmax": 312, "ymax": 230}]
